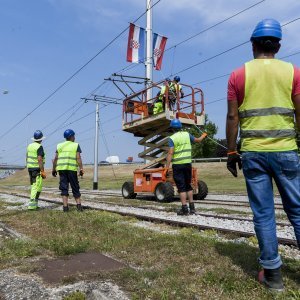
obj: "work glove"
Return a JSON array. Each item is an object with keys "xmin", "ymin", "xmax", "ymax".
[
  {"xmin": 227, "ymin": 152, "xmax": 242, "ymax": 177},
  {"xmin": 79, "ymin": 169, "xmax": 84, "ymax": 177},
  {"xmin": 52, "ymin": 170, "xmax": 57, "ymax": 177},
  {"xmin": 201, "ymin": 132, "xmax": 208, "ymax": 139},
  {"xmin": 40, "ymin": 171, "xmax": 46, "ymax": 179}
]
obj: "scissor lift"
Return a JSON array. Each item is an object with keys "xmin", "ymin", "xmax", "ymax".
[{"xmin": 121, "ymin": 80, "xmax": 208, "ymax": 202}]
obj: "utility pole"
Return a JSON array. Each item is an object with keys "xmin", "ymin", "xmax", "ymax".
[
  {"xmin": 82, "ymin": 97, "xmax": 100, "ymax": 190},
  {"xmin": 93, "ymin": 100, "xmax": 99, "ymax": 190},
  {"xmin": 146, "ymin": 0, "xmax": 153, "ymax": 101}
]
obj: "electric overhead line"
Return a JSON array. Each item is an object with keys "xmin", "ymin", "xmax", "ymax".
[
  {"xmin": 0, "ymin": 0, "xmax": 162, "ymax": 142},
  {"xmin": 174, "ymin": 17, "xmax": 300, "ymax": 75}
]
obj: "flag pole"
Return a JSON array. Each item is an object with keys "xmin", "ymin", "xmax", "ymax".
[{"xmin": 146, "ymin": 0, "xmax": 153, "ymax": 101}]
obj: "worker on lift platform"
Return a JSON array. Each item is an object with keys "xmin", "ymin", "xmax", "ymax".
[
  {"xmin": 153, "ymin": 76, "xmax": 184, "ymax": 115},
  {"xmin": 164, "ymin": 119, "xmax": 207, "ymax": 215}
]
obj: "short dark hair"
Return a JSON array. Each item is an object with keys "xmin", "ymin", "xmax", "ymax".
[{"xmin": 251, "ymin": 37, "xmax": 280, "ymax": 53}]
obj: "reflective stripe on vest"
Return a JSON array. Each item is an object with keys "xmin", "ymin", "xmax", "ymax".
[
  {"xmin": 170, "ymin": 131, "xmax": 192, "ymax": 164},
  {"xmin": 239, "ymin": 59, "xmax": 296, "ymax": 151},
  {"xmin": 27, "ymin": 142, "xmax": 44, "ymax": 169},
  {"xmin": 56, "ymin": 141, "xmax": 78, "ymax": 171}
]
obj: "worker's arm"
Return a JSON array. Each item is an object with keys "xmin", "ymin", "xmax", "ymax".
[
  {"xmin": 52, "ymin": 153, "xmax": 58, "ymax": 171},
  {"xmin": 37, "ymin": 156, "xmax": 44, "ymax": 172},
  {"xmin": 165, "ymin": 147, "xmax": 174, "ymax": 170},
  {"xmin": 226, "ymin": 100, "xmax": 239, "ymax": 151},
  {"xmin": 293, "ymin": 94, "xmax": 300, "ymax": 131},
  {"xmin": 194, "ymin": 133, "xmax": 207, "ymax": 143},
  {"xmin": 76, "ymin": 152, "xmax": 83, "ymax": 170},
  {"xmin": 180, "ymin": 88, "xmax": 184, "ymax": 98}
]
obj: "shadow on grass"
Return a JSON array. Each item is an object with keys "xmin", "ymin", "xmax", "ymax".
[{"xmin": 215, "ymin": 240, "xmax": 300, "ymax": 286}]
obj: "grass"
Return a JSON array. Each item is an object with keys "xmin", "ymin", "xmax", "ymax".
[
  {"xmin": 0, "ymin": 162, "xmax": 250, "ymax": 193},
  {"xmin": 0, "ymin": 208, "xmax": 299, "ymax": 299}
]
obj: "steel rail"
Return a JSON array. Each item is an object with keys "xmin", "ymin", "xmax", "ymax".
[{"xmin": 0, "ymin": 191, "xmax": 296, "ymax": 247}]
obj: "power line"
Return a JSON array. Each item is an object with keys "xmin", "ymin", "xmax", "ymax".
[
  {"xmin": 174, "ymin": 17, "xmax": 300, "ymax": 76},
  {"xmin": 0, "ymin": 0, "xmax": 162, "ymax": 142}
]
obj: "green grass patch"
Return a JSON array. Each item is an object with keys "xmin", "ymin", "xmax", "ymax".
[
  {"xmin": 62, "ymin": 291, "xmax": 86, "ymax": 300},
  {"xmin": 0, "ymin": 209, "xmax": 299, "ymax": 299}
]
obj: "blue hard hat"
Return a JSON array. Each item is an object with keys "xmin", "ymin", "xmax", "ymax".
[
  {"xmin": 32, "ymin": 130, "xmax": 45, "ymax": 141},
  {"xmin": 170, "ymin": 119, "xmax": 182, "ymax": 129},
  {"xmin": 174, "ymin": 76, "xmax": 180, "ymax": 82},
  {"xmin": 165, "ymin": 77, "xmax": 171, "ymax": 82},
  {"xmin": 64, "ymin": 129, "xmax": 75, "ymax": 139},
  {"xmin": 250, "ymin": 19, "xmax": 282, "ymax": 41}
]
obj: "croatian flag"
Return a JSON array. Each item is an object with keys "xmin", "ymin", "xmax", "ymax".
[
  {"xmin": 153, "ymin": 33, "xmax": 167, "ymax": 70},
  {"xmin": 127, "ymin": 23, "xmax": 145, "ymax": 63}
]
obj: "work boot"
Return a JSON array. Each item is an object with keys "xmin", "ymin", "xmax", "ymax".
[
  {"xmin": 189, "ymin": 203, "xmax": 196, "ymax": 215},
  {"xmin": 258, "ymin": 267, "xmax": 284, "ymax": 292},
  {"xmin": 177, "ymin": 205, "xmax": 189, "ymax": 216},
  {"xmin": 28, "ymin": 199, "xmax": 38, "ymax": 210},
  {"xmin": 76, "ymin": 204, "xmax": 83, "ymax": 212},
  {"xmin": 63, "ymin": 205, "xmax": 69, "ymax": 213}
]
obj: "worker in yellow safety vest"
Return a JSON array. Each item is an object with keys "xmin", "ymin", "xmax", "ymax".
[
  {"xmin": 153, "ymin": 78, "xmax": 171, "ymax": 115},
  {"xmin": 168, "ymin": 76, "xmax": 184, "ymax": 110},
  {"xmin": 226, "ymin": 18, "xmax": 300, "ymax": 292},
  {"xmin": 52, "ymin": 129, "xmax": 84, "ymax": 212},
  {"xmin": 26, "ymin": 130, "xmax": 46, "ymax": 210},
  {"xmin": 164, "ymin": 119, "xmax": 207, "ymax": 215}
]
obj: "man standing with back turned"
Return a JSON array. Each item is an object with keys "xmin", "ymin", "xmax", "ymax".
[
  {"xmin": 27, "ymin": 130, "xmax": 46, "ymax": 210},
  {"xmin": 226, "ymin": 19, "xmax": 300, "ymax": 292},
  {"xmin": 165, "ymin": 119, "xmax": 207, "ymax": 215},
  {"xmin": 52, "ymin": 129, "xmax": 84, "ymax": 212}
]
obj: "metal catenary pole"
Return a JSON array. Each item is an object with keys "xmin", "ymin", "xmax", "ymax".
[
  {"xmin": 146, "ymin": 0, "xmax": 153, "ymax": 101},
  {"xmin": 93, "ymin": 100, "xmax": 99, "ymax": 190}
]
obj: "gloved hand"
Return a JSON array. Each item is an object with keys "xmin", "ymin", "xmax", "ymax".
[
  {"xmin": 40, "ymin": 171, "xmax": 46, "ymax": 179},
  {"xmin": 227, "ymin": 152, "xmax": 242, "ymax": 177},
  {"xmin": 79, "ymin": 169, "xmax": 84, "ymax": 177},
  {"xmin": 201, "ymin": 132, "xmax": 208, "ymax": 139},
  {"xmin": 52, "ymin": 170, "xmax": 57, "ymax": 177}
]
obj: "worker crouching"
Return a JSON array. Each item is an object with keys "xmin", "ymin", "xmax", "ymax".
[{"xmin": 52, "ymin": 129, "xmax": 84, "ymax": 212}]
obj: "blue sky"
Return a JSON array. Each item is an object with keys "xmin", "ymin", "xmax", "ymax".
[{"xmin": 1, "ymin": 0, "xmax": 300, "ymax": 167}]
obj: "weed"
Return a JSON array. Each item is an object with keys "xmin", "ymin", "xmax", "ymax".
[{"xmin": 62, "ymin": 291, "xmax": 86, "ymax": 300}]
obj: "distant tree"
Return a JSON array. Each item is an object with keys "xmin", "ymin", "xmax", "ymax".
[
  {"xmin": 214, "ymin": 139, "xmax": 227, "ymax": 157},
  {"xmin": 188, "ymin": 114, "xmax": 218, "ymax": 158}
]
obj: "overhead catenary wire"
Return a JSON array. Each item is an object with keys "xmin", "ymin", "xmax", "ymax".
[{"xmin": 0, "ymin": 0, "xmax": 162, "ymax": 142}]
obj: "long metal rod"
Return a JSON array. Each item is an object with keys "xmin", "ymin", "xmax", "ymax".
[
  {"xmin": 93, "ymin": 101, "xmax": 99, "ymax": 190},
  {"xmin": 146, "ymin": 0, "xmax": 153, "ymax": 101}
]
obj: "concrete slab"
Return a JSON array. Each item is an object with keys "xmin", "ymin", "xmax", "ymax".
[{"xmin": 36, "ymin": 252, "xmax": 126, "ymax": 284}]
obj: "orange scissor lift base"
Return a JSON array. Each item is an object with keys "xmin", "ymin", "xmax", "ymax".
[{"xmin": 121, "ymin": 80, "xmax": 208, "ymax": 202}]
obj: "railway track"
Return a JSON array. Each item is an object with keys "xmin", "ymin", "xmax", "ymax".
[{"xmin": 0, "ymin": 189, "xmax": 296, "ymax": 247}]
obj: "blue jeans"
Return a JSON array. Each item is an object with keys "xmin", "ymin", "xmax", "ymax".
[{"xmin": 242, "ymin": 151, "xmax": 300, "ymax": 269}]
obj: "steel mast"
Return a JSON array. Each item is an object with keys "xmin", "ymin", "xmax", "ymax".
[{"xmin": 145, "ymin": 0, "xmax": 153, "ymax": 101}]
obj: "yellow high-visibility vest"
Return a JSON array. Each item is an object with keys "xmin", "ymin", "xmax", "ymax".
[
  {"xmin": 239, "ymin": 59, "xmax": 297, "ymax": 151},
  {"xmin": 170, "ymin": 131, "xmax": 192, "ymax": 164},
  {"xmin": 56, "ymin": 141, "xmax": 78, "ymax": 171},
  {"xmin": 27, "ymin": 142, "xmax": 44, "ymax": 169}
]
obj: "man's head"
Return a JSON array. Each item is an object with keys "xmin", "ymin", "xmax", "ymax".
[
  {"xmin": 250, "ymin": 19, "xmax": 282, "ymax": 56},
  {"xmin": 31, "ymin": 130, "xmax": 45, "ymax": 143},
  {"xmin": 64, "ymin": 129, "xmax": 75, "ymax": 141},
  {"xmin": 170, "ymin": 119, "xmax": 182, "ymax": 131},
  {"xmin": 173, "ymin": 76, "xmax": 180, "ymax": 83}
]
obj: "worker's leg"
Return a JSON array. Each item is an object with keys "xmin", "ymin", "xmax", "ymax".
[
  {"xmin": 59, "ymin": 171, "xmax": 70, "ymax": 212},
  {"xmin": 69, "ymin": 171, "xmax": 83, "ymax": 211},
  {"xmin": 271, "ymin": 151, "xmax": 300, "ymax": 247},
  {"xmin": 242, "ymin": 152, "xmax": 282, "ymax": 269},
  {"xmin": 153, "ymin": 102, "xmax": 163, "ymax": 115},
  {"xmin": 173, "ymin": 164, "xmax": 189, "ymax": 215},
  {"xmin": 34, "ymin": 175, "xmax": 43, "ymax": 206},
  {"xmin": 28, "ymin": 170, "xmax": 39, "ymax": 210}
]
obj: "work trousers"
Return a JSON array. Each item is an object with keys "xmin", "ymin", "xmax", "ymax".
[
  {"xmin": 28, "ymin": 169, "xmax": 43, "ymax": 210},
  {"xmin": 242, "ymin": 151, "xmax": 300, "ymax": 269}
]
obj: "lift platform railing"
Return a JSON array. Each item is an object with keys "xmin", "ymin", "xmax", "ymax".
[{"xmin": 122, "ymin": 81, "xmax": 204, "ymax": 125}]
